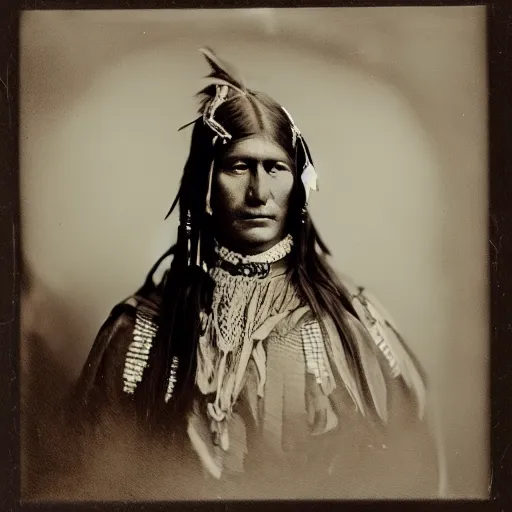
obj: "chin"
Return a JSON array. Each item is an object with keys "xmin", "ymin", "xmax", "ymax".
[{"xmin": 235, "ymin": 227, "xmax": 282, "ymax": 253}]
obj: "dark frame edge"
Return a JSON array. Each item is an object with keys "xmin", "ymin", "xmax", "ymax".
[
  {"xmin": 0, "ymin": 1, "xmax": 509, "ymax": 511},
  {"xmin": 488, "ymin": 2, "xmax": 512, "ymax": 511},
  {"xmin": 0, "ymin": 3, "xmax": 21, "ymax": 512}
]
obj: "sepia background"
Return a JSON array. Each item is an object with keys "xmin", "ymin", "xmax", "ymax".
[{"xmin": 20, "ymin": 7, "xmax": 488, "ymax": 500}]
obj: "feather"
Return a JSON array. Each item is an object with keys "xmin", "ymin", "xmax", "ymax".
[
  {"xmin": 301, "ymin": 163, "xmax": 318, "ymax": 203},
  {"xmin": 300, "ymin": 137, "xmax": 319, "ymax": 194},
  {"xmin": 205, "ymin": 77, "xmax": 246, "ymax": 96},
  {"xmin": 177, "ymin": 116, "xmax": 201, "ymax": 132},
  {"xmin": 199, "ymin": 47, "xmax": 247, "ymax": 93},
  {"xmin": 344, "ymin": 311, "xmax": 389, "ymax": 423},
  {"xmin": 321, "ymin": 313, "xmax": 366, "ymax": 416},
  {"xmin": 344, "ymin": 281, "xmax": 428, "ymax": 420},
  {"xmin": 382, "ymin": 321, "xmax": 427, "ymax": 420}
]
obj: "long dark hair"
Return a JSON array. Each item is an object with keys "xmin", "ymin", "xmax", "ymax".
[{"xmin": 135, "ymin": 50, "xmax": 380, "ymax": 429}]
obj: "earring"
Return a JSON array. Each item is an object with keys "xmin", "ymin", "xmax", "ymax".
[{"xmin": 301, "ymin": 206, "xmax": 308, "ymax": 224}]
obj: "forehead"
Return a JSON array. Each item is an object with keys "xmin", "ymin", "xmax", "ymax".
[{"xmin": 220, "ymin": 136, "xmax": 293, "ymax": 164}]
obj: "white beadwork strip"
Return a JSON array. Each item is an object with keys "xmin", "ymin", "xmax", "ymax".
[
  {"xmin": 373, "ymin": 333, "xmax": 400, "ymax": 378},
  {"xmin": 164, "ymin": 356, "xmax": 179, "ymax": 403},
  {"xmin": 122, "ymin": 308, "xmax": 158, "ymax": 395},
  {"xmin": 354, "ymin": 292, "xmax": 401, "ymax": 379}
]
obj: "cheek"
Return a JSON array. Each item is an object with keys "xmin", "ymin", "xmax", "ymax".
[
  {"xmin": 273, "ymin": 173, "xmax": 295, "ymax": 208},
  {"xmin": 212, "ymin": 174, "xmax": 243, "ymax": 214}
]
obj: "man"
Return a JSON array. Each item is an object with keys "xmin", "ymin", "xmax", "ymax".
[{"xmin": 69, "ymin": 48, "xmax": 441, "ymax": 500}]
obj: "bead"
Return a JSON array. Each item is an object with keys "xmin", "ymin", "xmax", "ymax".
[
  {"xmin": 214, "ymin": 234, "xmax": 293, "ymax": 266},
  {"xmin": 122, "ymin": 309, "xmax": 158, "ymax": 396},
  {"xmin": 164, "ymin": 356, "xmax": 179, "ymax": 403}
]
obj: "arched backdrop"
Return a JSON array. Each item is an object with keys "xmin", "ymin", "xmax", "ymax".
[{"xmin": 20, "ymin": 7, "xmax": 488, "ymax": 499}]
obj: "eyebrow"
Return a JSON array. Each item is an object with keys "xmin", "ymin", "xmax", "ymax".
[{"xmin": 220, "ymin": 154, "xmax": 293, "ymax": 167}]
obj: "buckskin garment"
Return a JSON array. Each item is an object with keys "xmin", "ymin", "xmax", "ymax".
[{"xmin": 54, "ymin": 256, "xmax": 440, "ymax": 501}]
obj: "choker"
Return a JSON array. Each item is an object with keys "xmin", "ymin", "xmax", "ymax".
[{"xmin": 214, "ymin": 234, "xmax": 294, "ymax": 278}]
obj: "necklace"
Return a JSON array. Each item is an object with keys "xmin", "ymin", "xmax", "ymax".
[
  {"xmin": 215, "ymin": 234, "xmax": 293, "ymax": 265},
  {"xmin": 214, "ymin": 234, "xmax": 293, "ymax": 279}
]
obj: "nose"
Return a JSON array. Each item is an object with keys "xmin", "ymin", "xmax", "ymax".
[{"xmin": 246, "ymin": 163, "xmax": 270, "ymax": 205}]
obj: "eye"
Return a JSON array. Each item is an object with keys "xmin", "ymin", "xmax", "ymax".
[
  {"xmin": 269, "ymin": 162, "xmax": 291, "ymax": 174},
  {"xmin": 229, "ymin": 161, "xmax": 249, "ymax": 173}
]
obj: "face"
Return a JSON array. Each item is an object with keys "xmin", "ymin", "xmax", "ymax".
[{"xmin": 211, "ymin": 135, "xmax": 295, "ymax": 255}]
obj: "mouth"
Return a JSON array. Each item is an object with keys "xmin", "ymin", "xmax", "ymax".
[
  {"xmin": 236, "ymin": 214, "xmax": 275, "ymax": 228},
  {"xmin": 238, "ymin": 212, "xmax": 276, "ymax": 221}
]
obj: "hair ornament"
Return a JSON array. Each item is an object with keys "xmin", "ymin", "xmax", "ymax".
[
  {"xmin": 301, "ymin": 206, "xmax": 308, "ymax": 224},
  {"xmin": 281, "ymin": 106, "xmax": 300, "ymax": 148},
  {"xmin": 205, "ymin": 157, "xmax": 215, "ymax": 215},
  {"xmin": 204, "ymin": 135, "xmax": 218, "ymax": 215},
  {"xmin": 203, "ymin": 84, "xmax": 232, "ymax": 142},
  {"xmin": 177, "ymin": 116, "xmax": 201, "ymax": 133},
  {"xmin": 199, "ymin": 47, "xmax": 247, "ymax": 92},
  {"xmin": 281, "ymin": 106, "xmax": 319, "ymax": 204},
  {"xmin": 301, "ymin": 153, "xmax": 318, "ymax": 204},
  {"xmin": 196, "ymin": 48, "xmax": 250, "ymax": 142},
  {"xmin": 206, "ymin": 77, "xmax": 246, "ymax": 97},
  {"xmin": 185, "ymin": 209, "xmax": 192, "ymax": 266}
]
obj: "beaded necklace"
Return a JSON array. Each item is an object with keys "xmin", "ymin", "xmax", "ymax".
[{"xmin": 214, "ymin": 234, "xmax": 294, "ymax": 278}]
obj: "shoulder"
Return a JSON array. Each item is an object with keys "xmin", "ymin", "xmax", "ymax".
[
  {"xmin": 73, "ymin": 285, "xmax": 164, "ymax": 408},
  {"xmin": 336, "ymin": 272, "xmax": 428, "ymax": 420},
  {"xmin": 92, "ymin": 292, "xmax": 161, "ymax": 360},
  {"xmin": 337, "ymin": 273, "xmax": 399, "ymax": 330}
]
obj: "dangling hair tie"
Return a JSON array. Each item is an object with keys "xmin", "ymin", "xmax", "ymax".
[
  {"xmin": 205, "ymin": 135, "xmax": 218, "ymax": 216},
  {"xmin": 185, "ymin": 210, "xmax": 192, "ymax": 266},
  {"xmin": 205, "ymin": 160, "xmax": 214, "ymax": 216}
]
